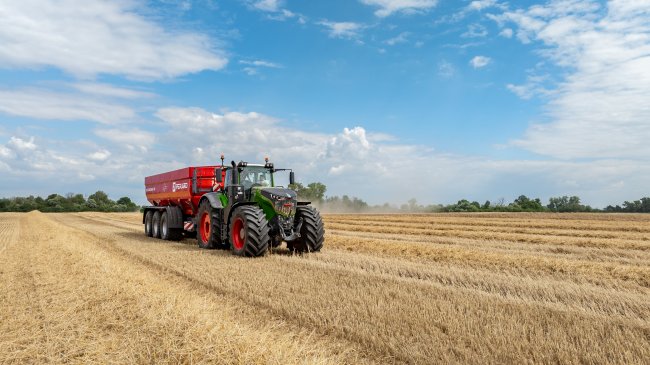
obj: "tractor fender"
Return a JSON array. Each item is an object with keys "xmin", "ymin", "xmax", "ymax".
[
  {"xmin": 200, "ymin": 192, "xmax": 224, "ymax": 210},
  {"xmin": 164, "ymin": 206, "xmax": 184, "ymax": 229}
]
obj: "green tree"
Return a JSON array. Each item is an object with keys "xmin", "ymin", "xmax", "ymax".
[
  {"xmin": 291, "ymin": 182, "xmax": 327, "ymax": 203},
  {"xmin": 547, "ymin": 196, "xmax": 588, "ymax": 212},
  {"xmin": 512, "ymin": 195, "xmax": 545, "ymax": 211}
]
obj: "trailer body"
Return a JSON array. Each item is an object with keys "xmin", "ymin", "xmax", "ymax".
[{"xmin": 145, "ymin": 166, "xmax": 225, "ymax": 216}]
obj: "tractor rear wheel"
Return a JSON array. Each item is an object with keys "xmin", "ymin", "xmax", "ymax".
[
  {"xmin": 230, "ymin": 206, "xmax": 269, "ymax": 257},
  {"xmin": 293, "ymin": 206, "xmax": 324, "ymax": 252},
  {"xmin": 152, "ymin": 211, "xmax": 162, "ymax": 238},
  {"xmin": 161, "ymin": 210, "xmax": 183, "ymax": 241},
  {"xmin": 144, "ymin": 210, "xmax": 153, "ymax": 237},
  {"xmin": 197, "ymin": 200, "xmax": 221, "ymax": 249}
]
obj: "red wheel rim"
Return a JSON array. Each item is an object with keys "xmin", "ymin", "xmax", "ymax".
[
  {"xmin": 232, "ymin": 217, "xmax": 245, "ymax": 250},
  {"xmin": 200, "ymin": 212, "xmax": 210, "ymax": 243}
]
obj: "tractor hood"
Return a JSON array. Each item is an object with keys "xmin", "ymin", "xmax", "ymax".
[{"xmin": 257, "ymin": 187, "xmax": 297, "ymax": 217}]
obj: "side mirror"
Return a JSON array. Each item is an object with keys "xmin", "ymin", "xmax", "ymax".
[
  {"xmin": 215, "ymin": 168, "xmax": 222, "ymax": 183},
  {"xmin": 289, "ymin": 171, "xmax": 295, "ymax": 185}
]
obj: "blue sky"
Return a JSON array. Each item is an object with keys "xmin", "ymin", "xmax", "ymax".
[{"xmin": 1, "ymin": 0, "xmax": 649, "ymax": 207}]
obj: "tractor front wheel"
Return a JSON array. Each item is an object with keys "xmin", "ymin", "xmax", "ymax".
[
  {"xmin": 293, "ymin": 206, "xmax": 324, "ymax": 252},
  {"xmin": 230, "ymin": 206, "xmax": 270, "ymax": 257}
]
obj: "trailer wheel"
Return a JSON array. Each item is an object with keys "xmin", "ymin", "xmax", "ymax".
[
  {"xmin": 197, "ymin": 200, "xmax": 221, "ymax": 249},
  {"xmin": 161, "ymin": 211, "xmax": 183, "ymax": 241},
  {"xmin": 230, "ymin": 206, "xmax": 269, "ymax": 257},
  {"xmin": 152, "ymin": 211, "xmax": 162, "ymax": 238},
  {"xmin": 293, "ymin": 206, "xmax": 324, "ymax": 252},
  {"xmin": 144, "ymin": 210, "xmax": 153, "ymax": 237}
]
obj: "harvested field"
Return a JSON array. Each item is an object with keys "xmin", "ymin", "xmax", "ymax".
[{"xmin": 1, "ymin": 211, "xmax": 649, "ymax": 364}]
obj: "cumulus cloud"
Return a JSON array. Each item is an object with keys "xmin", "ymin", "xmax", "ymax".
[
  {"xmin": 496, "ymin": 0, "xmax": 650, "ymax": 159},
  {"xmin": 360, "ymin": 0, "xmax": 438, "ymax": 17},
  {"xmin": 470, "ymin": 56, "xmax": 491, "ymax": 68},
  {"xmin": 0, "ymin": 0, "xmax": 227, "ymax": 80},
  {"xmin": 8, "ymin": 137, "xmax": 37, "ymax": 151},
  {"xmin": 319, "ymin": 21, "xmax": 365, "ymax": 39}
]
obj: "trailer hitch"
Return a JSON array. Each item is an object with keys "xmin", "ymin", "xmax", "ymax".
[{"xmin": 280, "ymin": 217, "xmax": 303, "ymax": 243}]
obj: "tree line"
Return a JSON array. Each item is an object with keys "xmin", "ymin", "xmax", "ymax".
[
  {"xmin": 291, "ymin": 182, "xmax": 650, "ymax": 213},
  {"xmin": 0, "ymin": 191, "xmax": 139, "ymax": 212},
  {"xmin": 1, "ymin": 185, "xmax": 648, "ymax": 214}
]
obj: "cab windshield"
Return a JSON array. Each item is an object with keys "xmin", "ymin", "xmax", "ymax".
[{"xmin": 239, "ymin": 166, "xmax": 273, "ymax": 189}]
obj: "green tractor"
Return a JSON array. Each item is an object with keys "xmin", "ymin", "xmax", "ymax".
[{"xmin": 196, "ymin": 159, "xmax": 324, "ymax": 257}]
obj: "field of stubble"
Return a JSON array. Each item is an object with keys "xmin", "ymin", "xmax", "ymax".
[{"xmin": 0, "ymin": 211, "xmax": 649, "ymax": 364}]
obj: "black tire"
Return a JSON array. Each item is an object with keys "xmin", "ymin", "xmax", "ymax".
[
  {"xmin": 152, "ymin": 211, "xmax": 162, "ymax": 239},
  {"xmin": 196, "ymin": 200, "xmax": 222, "ymax": 249},
  {"xmin": 160, "ymin": 211, "xmax": 183, "ymax": 241},
  {"xmin": 293, "ymin": 206, "xmax": 324, "ymax": 252},
  {"xmin": 144, "ymin": 210, "xmax": 153, "ymax": 237},
  {"xmin": 230, "ymin": 206, "xmax": 269, "ymax": 257}
]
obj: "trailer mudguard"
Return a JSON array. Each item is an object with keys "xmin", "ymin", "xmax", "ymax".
[
  {"xmin": 200, "ymin": 192, "xmax": 224, "ymax": 210},
  {"xmin": 165, "ymin": 206, "xmax": 184, "ymax": 229}
]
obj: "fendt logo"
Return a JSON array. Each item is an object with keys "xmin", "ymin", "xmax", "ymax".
[{"xmin": 172, "ymin": 182, "xmax": 189, "ymax": 192}]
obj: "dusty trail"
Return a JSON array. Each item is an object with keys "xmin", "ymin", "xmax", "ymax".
[{"xmin": 1, "ymin": 212, "xmax": 649, "ymax": 364}]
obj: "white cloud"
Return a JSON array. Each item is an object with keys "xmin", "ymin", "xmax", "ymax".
[
  {"xmin": 0, "ymin": 88, "xmax": 135, "ymax": 124},
  {"xmin": 467, "ymin": 0, "xmax": 507, "ymax": 11},
  {"xmin": 251, "ymin": 0, "xmax": 282, "ymax": 12},
  {"xmin": 239, "ymin": 59, "xmax": 283, "ymax": 75},
  {"xmin": 385, "ymin": 32, "xmax": 410, "ymax": 45},
  {"xmin": 462, "ymin": 23, "xmax": 488, "ymax": 38},
  {"xmin": 239, "ymin": 60, "xmax": 283, "ymax": 68},
  {"xmin": 470, "ymin": 56, "xmax": 491, "ymax": 68},
  {"xmin": 0, "ymin": 0, "xmax": 227, "ymax": 80},
  {"xmin": 360, "ymin": 0, "xmax": 438, "ymax": 17},
  {"xmin": 0, "ymin": 146, "xmax": 13, "ymax": 159},
  {"xmin": 506, "ymin": 74, "xmax": 551, "ymax": 99},
  {"xmin": 498, "ymin": 0, "xmax": 650, "ymax": 159},
  {"xmin": 8, "ymin": 137, "xmax": 37, "ymax": 151},
  {"xmin": 247, "ymin": 0, "xmax": 305, "ymax": 22},
  {"xmin": 71, "ymin": 83, "xmax": 155, "ymax": 99},
  {"xmin": 499, "ymin": 28, "xmax": 514, "ymax": 38},
  {"xmin": 87, "ymin": 149, "xmax": 111, "ymax": 161},
  {"xmin": 94, "ymin": 128, "xmax": 155, "ymax": 152},
  {"xmin": 319, "ymin": 21, "xmax": 364, "ymax": 39}
]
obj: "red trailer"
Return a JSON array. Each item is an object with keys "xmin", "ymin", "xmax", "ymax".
[
  {"xmin": 142, "ymin": 165, "xmax": 226, "ymax": 240},
  {"xmin": 141, "ymin": 158, "xmax": 325, "ymax": 257}
]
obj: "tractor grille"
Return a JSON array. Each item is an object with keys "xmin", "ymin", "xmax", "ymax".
[{"xmin": 275, "ymin": 200, "xmax": 295, "ymax": 217}]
